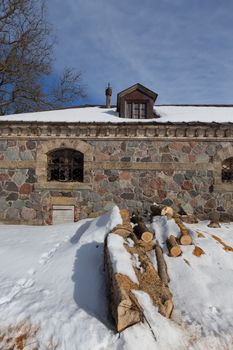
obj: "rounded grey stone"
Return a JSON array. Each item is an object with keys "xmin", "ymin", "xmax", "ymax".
[{"xmin": 6, "ymin": 208, "xmax": 19, "ymax": 220}]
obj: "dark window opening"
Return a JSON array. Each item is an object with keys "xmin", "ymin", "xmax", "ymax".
[
  {"xmin": 126, "ymin": 102, "xmax": 147, "ymax": 119},
  {"xmin": 47, "ymin": 149, "xmax": 84, "ymax": 182},
  {"xmin": 222, "ymin": 157, "xmax": 233, "ymax": 182}
]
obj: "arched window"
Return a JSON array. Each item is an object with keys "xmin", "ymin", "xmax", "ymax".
[
  {"xmin": 222, "ymin": 157, "xmax": 233, "ymax": 182},
  {"xmin": 47, "ymin": 149, "xmax": 84, "ymax": 182}
]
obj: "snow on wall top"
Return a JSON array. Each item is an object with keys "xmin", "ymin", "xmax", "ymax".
[{"xmin": 1, "ymin": 105, "xmax": 233, "ymax": 124}]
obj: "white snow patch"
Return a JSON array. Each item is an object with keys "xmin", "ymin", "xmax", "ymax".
[
  {"xmin": 107, "ymin": 234, "xmax": 138, "ymax": 284},
  {"xmin": 133, "ymin": 290, "xmax": 189, "ymax": 349},
  {"xmin": 0, "ymin": 210, "xmax": 232, "ymax": 349},
  {"xmin": 132, "ymin": 254, "xmax": 143, "ymax": 273},
  {"xmin": 126, "ymin": 237, "xmax": 135, "ymax": 247},
  {"xmin": 1, "ymin": 105, "xmax": 233, "ymax": 124},
  {"xmin": 155, "ymin": 105, "xmax": 233, "ymax": 123}
]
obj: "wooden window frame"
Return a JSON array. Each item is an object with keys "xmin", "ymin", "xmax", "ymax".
[{"xmin": 126, "ymin": 101, "xmax": 147, "ymax": 119}]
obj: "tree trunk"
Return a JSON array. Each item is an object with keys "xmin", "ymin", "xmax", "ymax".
[
  {"xmin": 155, "ymin": 241, "xmax": 170, "ymax": 286},
  {"xmin": 166, "ymin": 235, "xmax": 182, "ymax": 257}
]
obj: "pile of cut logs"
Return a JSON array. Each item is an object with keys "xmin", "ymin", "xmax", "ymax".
[{"xmin": 104, "ymin": 204, "xmax": 193, "ymax": 332}]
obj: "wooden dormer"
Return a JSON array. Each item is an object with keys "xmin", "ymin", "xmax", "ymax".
[{"xmin": 117, "ymin": 83, "xmax": 158, "ymax": 119}]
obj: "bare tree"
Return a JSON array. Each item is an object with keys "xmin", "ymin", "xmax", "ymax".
[{"xmin": 0, "ymin": 0, "xmax": 85, "ymax": 115}]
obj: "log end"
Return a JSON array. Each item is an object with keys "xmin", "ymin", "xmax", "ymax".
[
  {"xmin": 207, "ymin": 221, "xmax": 221, "ymax": 228},
  {"xmin": 117, "ymin": 299, "xmax": 142, "ymax": 332},
  {"xmin": 141, "ymin": 231, "xmax": 154, "ymax": 243},
  {"xmin": 192, "ymin": 246, "xmax": 205, "ymax": 257},
  {"xmin": 179, "ymin": 234, "xmax": 193, "ymax": 245},
  {"xmin": 120, "ymin": 209, "xmax": 131, "ymax": 223},
  {"xmin": 164, "ymin": 299, "xmax": 174, "ymax": 318},
  {"xmin": 170, "ymin": 245, "xmax": 182, "ymax": 257},
  {"xmin": 161, "ymin": 206, "xmax": 174, "ymax": 219}
]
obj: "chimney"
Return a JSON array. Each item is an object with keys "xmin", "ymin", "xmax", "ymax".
[{"xmin": 105, "ymin": 83, "xmax": 112, "ymax": 108}]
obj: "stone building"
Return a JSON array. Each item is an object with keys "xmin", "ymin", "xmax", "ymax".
[{"xmin": 0, "ymin": 83, "xmax": 233, "ymax": 225}]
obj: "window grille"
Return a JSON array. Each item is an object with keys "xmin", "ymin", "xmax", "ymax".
[
  {"xmin": 47, "ymin": 149, "xmax": 84, "ymax": 182},
  {"xmin": 222, "ymin": 157, "xmax": 233, "ymax": 182},
  {"xmin": 126, "ymin": 102, "xmax": 147, "ymax": 119}
]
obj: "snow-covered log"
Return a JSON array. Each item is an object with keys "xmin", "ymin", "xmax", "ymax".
[{"xmin": 104, "ymin": 234, "xmax": 142, "ymax": 332}]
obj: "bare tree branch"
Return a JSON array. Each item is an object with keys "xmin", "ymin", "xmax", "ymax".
[{"xmin": 0, "ymin": 0, "xmax": 85, "ymax": 115}]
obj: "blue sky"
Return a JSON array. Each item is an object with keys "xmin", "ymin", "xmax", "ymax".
[{"xmin": 47, "ymin": 0, "xmax": 233, "ymax": 105}]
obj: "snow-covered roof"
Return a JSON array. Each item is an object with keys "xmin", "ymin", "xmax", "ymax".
[{"xmin": 1, "ymin": 105, "xmax": 233, "ymax": 124}]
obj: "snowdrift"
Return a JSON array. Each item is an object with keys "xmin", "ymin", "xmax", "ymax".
[{"xmin": 0, "ymin": 206, "xmax": 232, "ymax": 349}]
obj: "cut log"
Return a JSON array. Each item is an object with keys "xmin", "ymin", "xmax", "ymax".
[
  {"xmin": 112, "ymin": 228, "xmax": 132, "ymax": 238},
  {"xmin": 208, "ymin": 211, "xmax": 221, "ymax": 228},
  {"xmin": 180, "ymin": 214, "xmax": 199, "ymax": 224},
  {"xmin": 166, "ymin": 235, "xmax": 182, "ymax": 257},
  {"xmin": 116, "ymin": 297, "xmax": 142, "ymax": 332},
  {"xmin": 138, "ymin": 239, "xmax": 154, "ymax": 252},
  {"xmin": 131, "ymin": 213, "xmax": 144, "ymax": 224},
  {"xmin": 150, "ymin": 203, "xmax": 163, "ymax": 217},
  {"xmin": 208, "ymin": 221, "xmax": 221, "ymax": 228},
  {"xmin": 141, "ymin": 231, "xmax": 154, "ymax": 243},
  {"xmin": 161, "ymin": 206, "xmax": 174, "ymax": 219},
  {"xmin": 179, "ymin": 234, "xmax": 193, "ymax": 245},
  {"xmin": 164, "ymin": 299, "xmax": 174, "ymax": 318},
  {"xmin": 192, "ymin": 246, "xmax": 205, "ymax": 257},
  {"xmin": 134, "ymin": 221, "xmax": 154, "ymax": 242},
  {"xmin": 120, "ymin": 209, "xmax": 131, "ymax": 223},
  {"xmin": 155, "ymin": 241, "xmax": 170, "ymax": 286},
  {"xmin": 104, "ymin": 228, "xmax": 174, "ymax": 331},
  {"xmin": 174, "ymin": 216, "xmax": 193, "ymax": 245},
  {"xmin": 112, "ymin": 223, "xmax": 133, "ymax": 232},
  {"xmin": 104, "ymin": 236, "xmax": 142, "ymax": 332}
]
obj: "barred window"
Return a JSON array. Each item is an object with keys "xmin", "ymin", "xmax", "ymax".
[
  {"xmin": 222, "ymin": 157, "xmax": 233, "ymax": 182},
  {"xmin": 126, "ymin": 102, "xmax": 147, "ymax": 119},
  {"xmin": 47, "ymin": 149, "xmax": 84, "ymax": 182}
]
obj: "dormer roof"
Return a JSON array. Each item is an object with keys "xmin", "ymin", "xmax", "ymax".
[{"xmin": 117, "ymin": 83, "xmax": 158, "ymax": 111}]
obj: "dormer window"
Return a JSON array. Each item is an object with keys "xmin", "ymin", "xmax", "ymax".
[
  {"xmin": 126, "ymin": 102, "xmax": 147, "ymax": 119},
  {"xmin": 117, "ymin": 83, "xmax": 158, "ymax": 119}
]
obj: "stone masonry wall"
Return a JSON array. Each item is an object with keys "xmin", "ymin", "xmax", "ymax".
[
  {"xmin": 0, "ymin": 136, "xmax": 233, "ymax": 224},
  {"xmin": 89, "ymin": 140, "xmax": 233, "ymax": 221}
]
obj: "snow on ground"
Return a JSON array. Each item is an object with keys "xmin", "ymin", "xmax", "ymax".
[
  {"xmin": 0, "ymin": 208, "xmax": 233, "ymax": 349},
  {"xmin": 1, "ymin": 105, "xmax": 233, "ymax": 124}
]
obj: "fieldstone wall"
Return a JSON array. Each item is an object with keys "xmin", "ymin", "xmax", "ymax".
[
  {"xmin": 89, "ymin": 140, "xmax": 233, "ymax": 221},
  {"xmin": 0, "ymin": 133, "xmax": 233, "ymax": 224}
]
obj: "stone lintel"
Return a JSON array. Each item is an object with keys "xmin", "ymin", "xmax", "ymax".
[
  {"xmin": 0, "ymin": 160, "xmax": 36, "ymax": 169},
  {"xmin": 0, "ymin": 161, "xmax": 215, "ymax": 172},
  {"xmin": 35, "ymin": 182, "xmax": 91, "ymax": 191},
  {"xmin": 0, "ymin": 160, "xmax": 215, "ymax": 172},
  {"xmin": 50, "ymin": 197, "xmax": 78, "ymax": 205},
  {"xmin": 92, "ymin": 162, "xmax": 215, "ymax": 171},
  {"xmin": 214, "ymin": 183, "xmax": 233, "ymax": 192}
]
